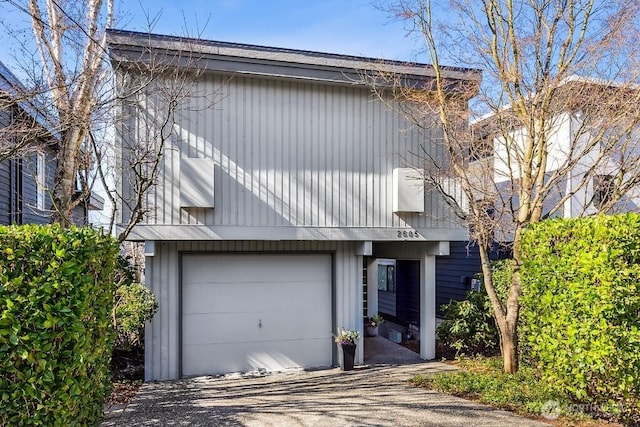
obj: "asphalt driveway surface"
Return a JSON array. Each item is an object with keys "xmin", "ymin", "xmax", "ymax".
[{"xmin": 102, "ymin": 362, "xmax": 550, "ymax": 426}]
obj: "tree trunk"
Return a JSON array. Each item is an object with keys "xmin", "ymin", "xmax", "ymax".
[
  {"xmin": 51, "ymin": 130, "xmax": 81, "ymax": 227},
  {"xmin": 501, "ymin": 322, "xmax": 519, "ymax": 374}
]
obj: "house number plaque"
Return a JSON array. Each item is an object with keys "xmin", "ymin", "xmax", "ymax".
[{"xmin": 397, "ymin": 230, "xmax": 421, "ymax": 239}]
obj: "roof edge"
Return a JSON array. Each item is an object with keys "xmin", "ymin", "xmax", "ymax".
[{"xmin": 105, "ymin": 28, "xmax": 482, "ymax": 83}]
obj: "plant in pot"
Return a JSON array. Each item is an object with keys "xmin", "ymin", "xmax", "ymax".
[
  {"xmin": 365, "ymin": 314, "xmax": 384, "ymax": 337},
  {"xmin": 334, "ymin": 327, "xmax": 360, "ymax": 371}
]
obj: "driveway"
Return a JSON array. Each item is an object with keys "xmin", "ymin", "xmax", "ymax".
[{"xmin": 102, "ymin": 361, "xmax": 550, "ymax": 426}]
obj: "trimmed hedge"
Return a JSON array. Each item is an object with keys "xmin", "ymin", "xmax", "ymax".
[
  {"xmin": 520, "ymin": 215, "xmax": 640, "ymax": 418},
  {"xmin": 0, "ymin": 225, "xmax": 119, "ymax": 426}
]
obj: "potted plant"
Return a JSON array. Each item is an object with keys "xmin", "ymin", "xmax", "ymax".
[
  {"xmin": 365, "ymin": 314, "xmax": 384, "ymax": 337},
  {"xmin": 334, "ymin": 327, "xmax": 360, "ymax": 371}
]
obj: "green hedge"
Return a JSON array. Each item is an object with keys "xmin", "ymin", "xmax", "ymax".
[
  {"xmin": 520, "ymin": 215, "xmax": 640, "ymax": 417},
  {"xmin": 114, "ymin": 282, "xmax": 158, "ymax": 348},
  {"xmin": 0, "ymin": 225, "xmax": 119, "ymax": 426}
]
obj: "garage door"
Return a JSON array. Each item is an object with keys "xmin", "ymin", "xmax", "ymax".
[{"xmin": 181, "ymin": 253, "xmax": 333, "ymax": 376}]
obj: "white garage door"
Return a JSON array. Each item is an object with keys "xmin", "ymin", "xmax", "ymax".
[{"xmin": 181, "ymin": 253, "xmax": 333, "ymax": 376}]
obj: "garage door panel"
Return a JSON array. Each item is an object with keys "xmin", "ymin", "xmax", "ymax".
[
  {"xmin": 181, "ymin": 253, "xmax": 333, "ymax": 376},
  {"xmin": 183, "ymin": 254, "xmax": 331, "ymax": 285},
  {"xmin": 183, "ymin": 311, "xmax": 332, "ymax": 345},
  {"xmin": 183, "ymin": 280, "xmax": 330, "ymax": 314},
  {"xmin": 182, "ymin": 338, "xmax": 332, "ymax": 376}
]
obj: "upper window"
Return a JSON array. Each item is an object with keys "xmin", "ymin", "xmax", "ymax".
[
  {"xmin": 36, "ymin": 152, "xmax": 46, "ymax": 211},
  {"xmin": 593, "ymin": 175, "xmax": 614, "ymax": 209},
  {"xmin": 377, "ymin": 263, "xmax": 396, "ymax": 293}
]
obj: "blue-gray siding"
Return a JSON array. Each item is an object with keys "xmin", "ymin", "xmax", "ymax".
[
  {"xmin": 0, "ymin": 106, "xmax": 56, "ymax": 225},
  {"xmin": 435, "ymin": 241, "xmax": 482, "ymax": 314}
]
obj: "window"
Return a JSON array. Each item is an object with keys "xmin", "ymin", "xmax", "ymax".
[
  {"xmin": 36, "ymin": 152, "xmax": 46, "ymax": 210},
  {"xmin": 469, "ymin": 133, "xmax": 493, "ymax": 161},
  {"xmin": 593, "ymin": 175, "xmax": 614, "ymax": 209},
  {"xmin": 377, "ymin": 263, "xmax": 395, "ymax": 293}
]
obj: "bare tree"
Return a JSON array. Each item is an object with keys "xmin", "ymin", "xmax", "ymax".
[
  {"xmin": 24, "ymin": 0, "xmax": 115, "ymax": 226},
  {"xmin": 380, "ymin": 0, "xmax": 640, "ymax": 373},
  {"xmin": 0, "ymin": 2, "xmax": 215, "ymax": 240}
]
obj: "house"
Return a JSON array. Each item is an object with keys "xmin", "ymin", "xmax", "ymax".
[
  {"xmin": 106, "ymin": 29, "xmax": 481, "ymax": 381},
  {"xmin": 470, "ymin": 76, "xmax": 640, "ymax": 237},
  {"xmin": 0, "ymin": 61, "xmax": 103, "ymax": 226},
  {"xmin": 0, "ymin": 61, "xmax": 57, "ymax": 225}
]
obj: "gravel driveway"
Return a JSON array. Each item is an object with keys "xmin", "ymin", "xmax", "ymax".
[{"xmin": 102, "ymin": 362, "xmax": 550, "ymax": 426}]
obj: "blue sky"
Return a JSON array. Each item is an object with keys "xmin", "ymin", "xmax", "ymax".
[
  {"xmin": 0, "ymin": 0, "xmax": 428, "ymax": 79},
  {"xmin": 117, "ymin": 0, "xmax": 422, "ymax": 61}
]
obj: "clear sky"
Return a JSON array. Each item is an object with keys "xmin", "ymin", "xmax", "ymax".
[
  {"xmin": 0, "ymin": 0, "xmax": 428, "ymax": 78},
  {"xmin": 115, "ymin": 0, "xmax": 423, "ymax": 61}
]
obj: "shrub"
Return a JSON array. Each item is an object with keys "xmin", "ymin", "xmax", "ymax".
[
  {"xmin": 114, "ymin": 282, "xmax": 158, "ymax": 348},
  {"xmin": 437, "ymin": 289, "xmax": 499, "ymax": 356},
  {"xmin": 437, "ymin": 260, "xmax": 512, "ymax": 357},
  {"xmin": 0, "ymin": 225, "xmax": 119, "ymax": 426},
  {"xmin": 520, "ymin": 214, "xmax": 640, "ymax": 422}
]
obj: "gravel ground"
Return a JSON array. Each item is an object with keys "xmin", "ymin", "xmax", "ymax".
[{"xmin": 101, "ymin": 362, "xmax": 550, "ymax": 427}]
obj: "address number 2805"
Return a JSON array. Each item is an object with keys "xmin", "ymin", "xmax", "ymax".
[{"xmin": 397, "ymin": 230, "xmax": 421, "ymax": 239}]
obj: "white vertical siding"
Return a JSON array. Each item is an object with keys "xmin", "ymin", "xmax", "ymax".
[
  {"xmin": 125, "ymin": 73, "xmax": 458, "ymax": 232},
  {"xmin": 144, "ymin": 240, "xmax": 364, "ymax": 380}
]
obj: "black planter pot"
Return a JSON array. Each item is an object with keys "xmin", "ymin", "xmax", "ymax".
[{"xmin": 338, "ymin": 343, "xmax": 356, "ymax": 371}]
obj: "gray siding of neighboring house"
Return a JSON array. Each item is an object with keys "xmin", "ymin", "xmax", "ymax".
[
  {"xmin": 0, "ymin": 100, "xmax": 58, "ymax": 225},
  {"xmin": 21, "ymin": 151, "xmax": 55, "ymax": 225},
  {"xmin": 119, "ymin": 72, "xmax": 462, "ymax": 239},
  {"xmin": 0, "ymin": 159, "xmax": 11, "ymax": 224},
  {"xmin": 0, "ymin": 151, "xmax": 56, "ymax": 225},
  {"xmin": 0, "ymin": 109, "xmax": 11, "ymax": 224}
]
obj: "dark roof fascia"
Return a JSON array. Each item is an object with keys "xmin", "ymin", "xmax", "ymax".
[{"xmin": 106, "ymin": 29, "xmax": 481, "ymax": 91}]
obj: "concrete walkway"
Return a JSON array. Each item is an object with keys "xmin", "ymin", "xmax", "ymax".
[
  {"xmin": 364, "ymin": 335, "xmax": 423, "ymax": 365},
  {"xmin": 102, "ymin": 362, "xmax": 550, "ymax": 426}
]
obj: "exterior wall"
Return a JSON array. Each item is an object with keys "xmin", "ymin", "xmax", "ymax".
[
  {"xmin": 144, "ymin": 240, "xmax": 363, "ymax": 381},
  {"xmin": 0, "ymin": 108, "xmax": 12, "ymax": 224},
  {"xmin": 435, "ymin": 241, "xmax": 482, "ymax": 315},
  {"xmin": 121, "ymin": 72, "xmax": 464, "ymax": 240},
  {"xmin": 0, "ymin": 151, "xmax": 55, "ymax": 225},
  {"xmin": 0, "ymin": 103, "xmax": 56, "ymax": 225},
  {"xmin": 378, "ymin": 287, "xmax": 396, "ymax": 317},
  {"xmin": 489, "ymin": 111, "xmax": 640, "ymax": 219},
  {"xmin": 0, "ymin": 159, "xmax": 11, "ymax": 224},
  {"xmin": 396, "ymin": 260, "xmax": 420, "ymax": 324},
  {"xmin": 21, "ymin": 151, "xmax": 55, "ymax": 224},
  {"xmin": 493, "ymin": 113, "xmax": 574, "ymax": 184}
]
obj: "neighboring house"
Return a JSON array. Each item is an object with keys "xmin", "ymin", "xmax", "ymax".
[
  {"xmin": 431, "ymin": 77, "xmax": 640, "ymax": 306},
  {"xmin": 470, "ymin": 77, "xmax": 640, "ymax": 238},
  {"xmin": 0, "ymin": 61, "xmax": 103, "ymax": 226},
  {"xmin": 107, "ymin": 29, "xmax": 480, "ymax": 381}
]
